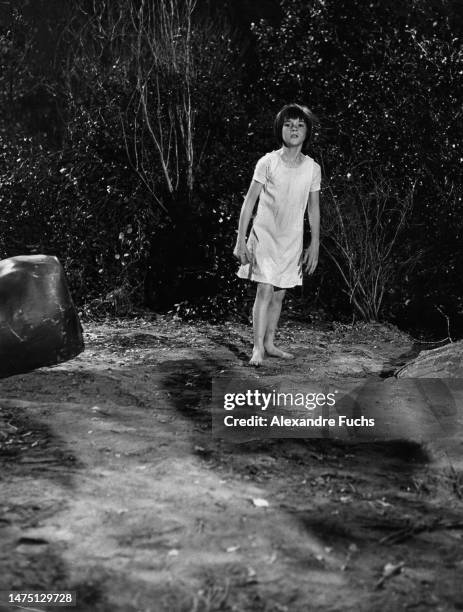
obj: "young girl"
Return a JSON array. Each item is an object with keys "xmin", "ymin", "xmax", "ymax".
[{"xmin": 233, "ymin": 103, "xmax": 321, "ymax": 366}]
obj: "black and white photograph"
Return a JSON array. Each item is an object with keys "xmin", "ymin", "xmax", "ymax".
[{"xmin": 0, "ymin": 0, "xmax": 462, "ymax": 610}]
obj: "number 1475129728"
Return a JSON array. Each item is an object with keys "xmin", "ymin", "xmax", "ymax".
[{"xmin": 1, "ymin": 591, "xmax": 76, "ymax": 607}]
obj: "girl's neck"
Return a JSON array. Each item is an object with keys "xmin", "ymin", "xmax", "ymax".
[{"xmin": 281, "ymin": 145, "xmax": 302, "ymax": 160}]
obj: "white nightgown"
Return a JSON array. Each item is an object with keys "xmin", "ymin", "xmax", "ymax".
[{"xmin": 237, "ymin": 149, "xmax": 321, "ymax": 288}]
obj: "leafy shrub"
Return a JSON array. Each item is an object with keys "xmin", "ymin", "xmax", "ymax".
[
  {"xmin": 321, "ymin": 170, "xmax": 420, "ymax": 321},
  {"xmin": 0, "ymin": 129, "xmax": 157, "ymax": 306}
]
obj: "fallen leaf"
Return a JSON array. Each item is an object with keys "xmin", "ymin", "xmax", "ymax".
[
  {"xmin": 251, "ymin": 498, "xmax": 269, "ymax": 508},
  {"xmin": 383, "ymin": 561, "xmax": 404, "ymax": 576},
  {"xmin": 375, "ymin": 561, "xmax": 405, "ymax": 589}
]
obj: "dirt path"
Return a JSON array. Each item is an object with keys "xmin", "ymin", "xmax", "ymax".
[{"xmin": 0, "ymin": 317, "xmax": 462, "ymax": 611}]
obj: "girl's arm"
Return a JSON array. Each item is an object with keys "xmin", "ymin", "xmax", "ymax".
[
  {"xmin": 304, "ymin": 190, "xmax": 320, "ymax": 274},
  {"xmin": 233, "ymin": 180, "xmax": 263, "ymax": 264}
]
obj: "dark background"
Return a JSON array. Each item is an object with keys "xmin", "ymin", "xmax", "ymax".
[{"xmin": 0, "ymin": 0, "xmax": 461, "ymax": 338}]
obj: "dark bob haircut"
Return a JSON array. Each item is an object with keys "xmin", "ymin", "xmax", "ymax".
[{"xmin": 274, "ymin": 103, "xmax": 319, "ymax": 153}]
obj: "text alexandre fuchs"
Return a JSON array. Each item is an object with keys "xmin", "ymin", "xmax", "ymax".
[{"xmin": 222, "ymin": 390, "xmax": 375, "ymax": 428}]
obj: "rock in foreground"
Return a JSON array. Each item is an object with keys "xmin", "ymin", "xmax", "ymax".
[
  {"xmin": 0, "ymin": 255, "xmax": 84, "ymax": 378},
  {"xmin": 396, "ymin": 341, "xmax": 463, "ymax": 378}
]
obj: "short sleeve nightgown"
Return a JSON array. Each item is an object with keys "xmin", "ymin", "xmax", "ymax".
[{"xmin": 237, "ymin": 149, "xmax": 321, "ymax": 288}]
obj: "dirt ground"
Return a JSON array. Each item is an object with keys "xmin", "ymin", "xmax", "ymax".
[{"xmin": 1, "ymin": 316, "xmax": 463, "ymax": 612}]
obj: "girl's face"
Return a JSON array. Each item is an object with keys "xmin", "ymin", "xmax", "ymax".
[{"xmin": 282, "ymin": 117, "xmax": 307, "ymax": 147}]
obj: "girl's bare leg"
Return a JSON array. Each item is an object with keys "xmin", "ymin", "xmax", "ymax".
[
  {"xmin": 250, "ymin": 283, "xmax": 273, "ymax": 366},
  {"xmin": 264, "ymin": 288, "xmax": 294, "ymax": 359}
]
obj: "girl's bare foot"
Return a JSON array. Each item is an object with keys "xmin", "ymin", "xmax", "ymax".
[
  {"xmin": 264, "ymin": 344, "xmax": 294, "ymax": 359},
  {"xmin": 249, "ymin": 347, "xmax": 265, "ymax": 366}
]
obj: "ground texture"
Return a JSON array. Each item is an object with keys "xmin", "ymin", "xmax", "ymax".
[{"xmin": 0, "ymin": 317, "xmax": 462, "ymax": 612}]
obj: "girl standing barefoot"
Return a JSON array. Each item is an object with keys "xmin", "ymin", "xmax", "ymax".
[{"xmin": 233, "ymin": 104, "xmax": 321, "ymax": 366}]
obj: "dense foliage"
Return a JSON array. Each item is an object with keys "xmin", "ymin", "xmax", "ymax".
[
  {"xmin": 0, "ymin": 0, "xmax": 462, "ymax": 335},
  {"xmin": 249, "ymin": 0, "xmax": 463, "ymax": 332}
]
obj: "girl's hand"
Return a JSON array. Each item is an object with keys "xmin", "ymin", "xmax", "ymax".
[
  {"xmin": 303, "ymin": 242, "xmax": 319, "ymax": 275},
  {"xmin": 233, "ymin": 240, "xmax": 252, "ymax": 265}
]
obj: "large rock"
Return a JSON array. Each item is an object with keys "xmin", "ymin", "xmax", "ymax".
[
  {"xmin": 0, "ymin": 255, "xmax": 84, "ymax": 378},
  {"xmin": 396, "ymin": 341, "xmax": 463, "ymax": 378}
]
